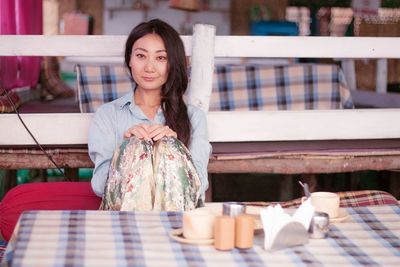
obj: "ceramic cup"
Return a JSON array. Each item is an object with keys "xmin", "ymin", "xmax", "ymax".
[
  {"xmin": 182, "ymin": 208, "xmax": 216, "ymax": 240},
  {"xmin": 309, "ymin": 192, "xmax": 340, "ymax": 219}
]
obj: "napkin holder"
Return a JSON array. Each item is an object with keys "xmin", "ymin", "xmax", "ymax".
[
  {"xmin": 268, "ymin": 221, "xmax": 308, "ymax": 251},
  {"xmin": 261, "ymin": 199, "xmax": 314, "ymax": 251}
]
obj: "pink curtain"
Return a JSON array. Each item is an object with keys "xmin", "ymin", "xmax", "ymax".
[{"xmin": 0, "ymin": 0, "xmax": 42, "ymax": 90}]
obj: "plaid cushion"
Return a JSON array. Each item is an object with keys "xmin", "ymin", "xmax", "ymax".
[
  {"xmin": 0, "ymin": 89, "xmax": 21, "ymax": 113},
  {"xmin": 41, "ymin": 57, "xmax": 74, "ymax": 98},
  {"xmin": 244, "ymin": 190, "xmax": 398, "ymax": 208},
  {"xmin": 210, "ymin": 64, "xmax": 354, "ymax": 111},
  {"xmin": 76, "ymin": 64, "xmax": 135, "ymax": 113},
  {"xmin": 76, "ymin": 63, "xmax": 353, "ymax": 113}
]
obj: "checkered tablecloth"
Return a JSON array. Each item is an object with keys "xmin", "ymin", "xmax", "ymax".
[{"xmin": 2, "ymin": 205, "xmax": 400, "ymax": 266}]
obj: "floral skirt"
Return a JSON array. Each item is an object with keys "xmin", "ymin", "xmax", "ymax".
[{"xmin": 100, "ymin": 137, "xmax": 202, "ymax": 211}]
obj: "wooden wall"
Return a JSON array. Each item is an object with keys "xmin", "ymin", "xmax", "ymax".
[{"xmin": 356, "ymin": 21, "xmax": 400, "ymax": 91}]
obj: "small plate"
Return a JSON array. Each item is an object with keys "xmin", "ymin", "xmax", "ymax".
[
  {"xmin": 169, "ymin": 229, "xmax": 214, "ymax": 245},
  {"xmin": 330, "ymin": 208, "xmax": 349, "ymax": 223}
]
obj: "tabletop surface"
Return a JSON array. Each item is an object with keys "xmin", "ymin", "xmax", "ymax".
[{"xmin": 2, "ymin": 205, "xmax": 400, "ymax": 267}]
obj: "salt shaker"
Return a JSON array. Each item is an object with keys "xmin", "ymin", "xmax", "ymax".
[
  {"xmin": 235, "ymin": 214, "xmax": 254, "ymax": 249},
  {"xmin": 214, "ymin": 215, "xmax": 235, "ymax": 251},
  {"xmin": 309, "ymin": 211, "xmax": 330, "ymax": 239},
  {"xmin": 223, "ymin": 202, "xmax": 245, "ymax": 217}
]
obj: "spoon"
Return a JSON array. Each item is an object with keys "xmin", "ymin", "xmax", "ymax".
[{"xmin": 298, "ymin": 181, "xmax": 311, "ymax": 198}]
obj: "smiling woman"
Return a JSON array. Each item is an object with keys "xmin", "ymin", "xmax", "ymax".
[{"xmin": 88, "ymin": 19, "xmax": 212, "ymax": 211}]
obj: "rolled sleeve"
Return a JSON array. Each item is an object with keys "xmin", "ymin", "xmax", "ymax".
[
  {"xmin": 188, "ymin": 106, "xmax": 212, "ymax": 195},
  {"xmin": 88, "ymin": 106, "xmax": 117, "ymax": 197}
]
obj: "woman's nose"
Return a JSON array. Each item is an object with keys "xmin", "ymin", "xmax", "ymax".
[{"xmin": 144, "ymin": 59, "xmax": 155, "ymax": 72}]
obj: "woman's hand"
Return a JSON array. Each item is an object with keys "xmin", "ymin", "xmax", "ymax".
[
  {"xmin": 124, "ymin": 123, "xmax": 177, "ymax": 142},
  {"xmin": 148, "ymin": 124, "xmax": 177, "ymax": 141},
  {"xmin": 123, "ymin": 123, "xmax": 152, "ymax": 141}
]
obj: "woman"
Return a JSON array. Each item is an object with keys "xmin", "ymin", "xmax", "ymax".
[{"xmin": 88, "ymin": 19, "xmax": 211, "ymax": 211}]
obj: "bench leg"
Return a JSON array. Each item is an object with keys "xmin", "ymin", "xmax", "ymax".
[
  {"xmin": 389, "ymin": 171, "xmax": 400, "ymax": 199},
  {"xmin": 205, "ymin": 174, "xmax": 213, "ymax": 202},
  {"xmin": 4, "ymin": 170, "xmax": 17, "ymax": 193},
  {"xmin": 65, "ymin": 168, "xmax": 79, "ymax": 182},
  {"xmin": 280, "ymin": 175, "xmax": 294, "ymax": 201}
]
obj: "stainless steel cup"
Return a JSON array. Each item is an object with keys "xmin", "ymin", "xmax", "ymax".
[
  {"xmin": 222, "ymin": 202, "xmax": 245, "ymax": 217},
  {"xmin": 309, "ymin": 211, "xmax": 330, "ymax": 239}
]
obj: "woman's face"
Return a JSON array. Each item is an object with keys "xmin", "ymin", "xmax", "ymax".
[{"xmin": 129, "ymin": 33, "xmax": 168, "ymax": 92}]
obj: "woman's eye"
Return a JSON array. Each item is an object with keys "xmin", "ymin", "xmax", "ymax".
[
  {"xmin": 135, "ymin": 54, "xmax": 145, "ymax": 59},
  {"xmin": 157, "ymin": 56, "xmax": 167, "ymax": 61}
]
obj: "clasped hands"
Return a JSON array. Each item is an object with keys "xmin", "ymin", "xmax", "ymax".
[{"xmin": 124, "ymin": 123, "xmax": 177, "ymax": 143}]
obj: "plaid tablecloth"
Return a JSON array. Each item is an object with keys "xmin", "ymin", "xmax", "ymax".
[{"xmin": 2, "ymin": 205, "xmax": 400, "ymax": 267}]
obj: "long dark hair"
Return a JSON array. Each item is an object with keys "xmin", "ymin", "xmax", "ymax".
[{"xmin": 125, "ymin": 19, "xmax": 191, "ymax": 147}]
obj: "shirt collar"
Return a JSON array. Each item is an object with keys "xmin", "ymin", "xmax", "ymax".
[
  {"xmin": 115, "ymin": 91, "xmax": 134, "ymax": 110},
  {"xmin": 116, "ymin": 91, "xmax": 163, "ymax": 122}
]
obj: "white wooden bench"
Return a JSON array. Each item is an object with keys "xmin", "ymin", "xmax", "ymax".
[{"xmin": 1, "ymin": 25, "xmax": 400, "ymax": 198}]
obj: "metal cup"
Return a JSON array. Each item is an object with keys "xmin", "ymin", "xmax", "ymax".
[
  {"xmin": 309, "ymin": 211, "xmax": 330, "ymax": 239},
  {"xmin": 222, "ymin": 202, "xmax": 245, "ymax": 217}
]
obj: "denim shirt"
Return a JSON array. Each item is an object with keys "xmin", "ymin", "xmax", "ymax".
[{"xmin": 88, "ymin": 92, "xmax": 212, "ymax": 197}]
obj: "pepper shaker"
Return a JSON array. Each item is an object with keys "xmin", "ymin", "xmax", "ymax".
[
  {"xmin": 309, "ymin": 211, "xmax": 330, "ymax": 239},
  {"xmin": 235, "ymin": 214, "xmax": 254, "ymax": 249},
  {"xmin": 214, "ymin": 215, "xmax": 235, "ymax": 251}
]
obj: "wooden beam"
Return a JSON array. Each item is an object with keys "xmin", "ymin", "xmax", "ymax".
[
  {"xmin": 2, "ymin": 109, "xmax": 400, "ymax": 145},
  {"xmin": 214, "ymin": 36, "xmax": 400, "ymax": 58},
  {"xmin": 0, "ymin": 35, "xmax": 192, "ymax": 56},
  {"xmin": 208, "ymin": 155, "xmax": 400, "ymax": 174},
  {"xmin": 188, "ymin": 24, "xmax": 215, "ymax": 112},
  {"xmin": 1, "ymin": 150, "xmax": 400, "ymax": 174},
  {"xmin": 2, "ymin": 35, "xmax": 400, "ymax": 58}
]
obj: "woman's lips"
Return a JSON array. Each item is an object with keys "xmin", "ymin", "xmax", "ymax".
[{"xmin": 143, "ymin": 77, "xmax": 156, "ymax": 81}]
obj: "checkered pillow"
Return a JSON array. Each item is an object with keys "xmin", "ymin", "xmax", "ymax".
[
  {"xmin": 76, "ymin": 64, "xmax": 135, "ymax": 113},
  {"xmin": 244, "ymin": 190, "xmax": 398, "ymax": 208},
  {"xmin": 76, "ymin": 63, "xmax": 354, "ymax": 113},
  {"xmin": 209, "ymin": 64, "xmax": 354, "ymax": 111}
]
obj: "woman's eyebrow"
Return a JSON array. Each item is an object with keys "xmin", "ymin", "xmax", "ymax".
[
  {"xmin": 133, "ymin": 48, "xmax": 147, "ymax": 52},
  {"xmin": 133, "ymin": 48, "xmax": 166, "ymax": 53}
]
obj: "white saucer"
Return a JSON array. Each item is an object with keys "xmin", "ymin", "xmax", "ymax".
[
  {"xmin": 330, "ymin": 208, "xmax": 349, "ymax": 223},
  {"xmin": 169, "ymin": 229, "xmax": 214, "ymax": 245}
]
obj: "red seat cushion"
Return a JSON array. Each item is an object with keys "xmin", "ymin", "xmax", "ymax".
[{"xmin": 0, "ymin": 182, "xmax": 101, "ymax": 241}]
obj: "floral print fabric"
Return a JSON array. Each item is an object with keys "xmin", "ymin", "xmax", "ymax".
[{"xmin": 100, "ymin": 136, "xmax": 202, "ymax": 211}]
